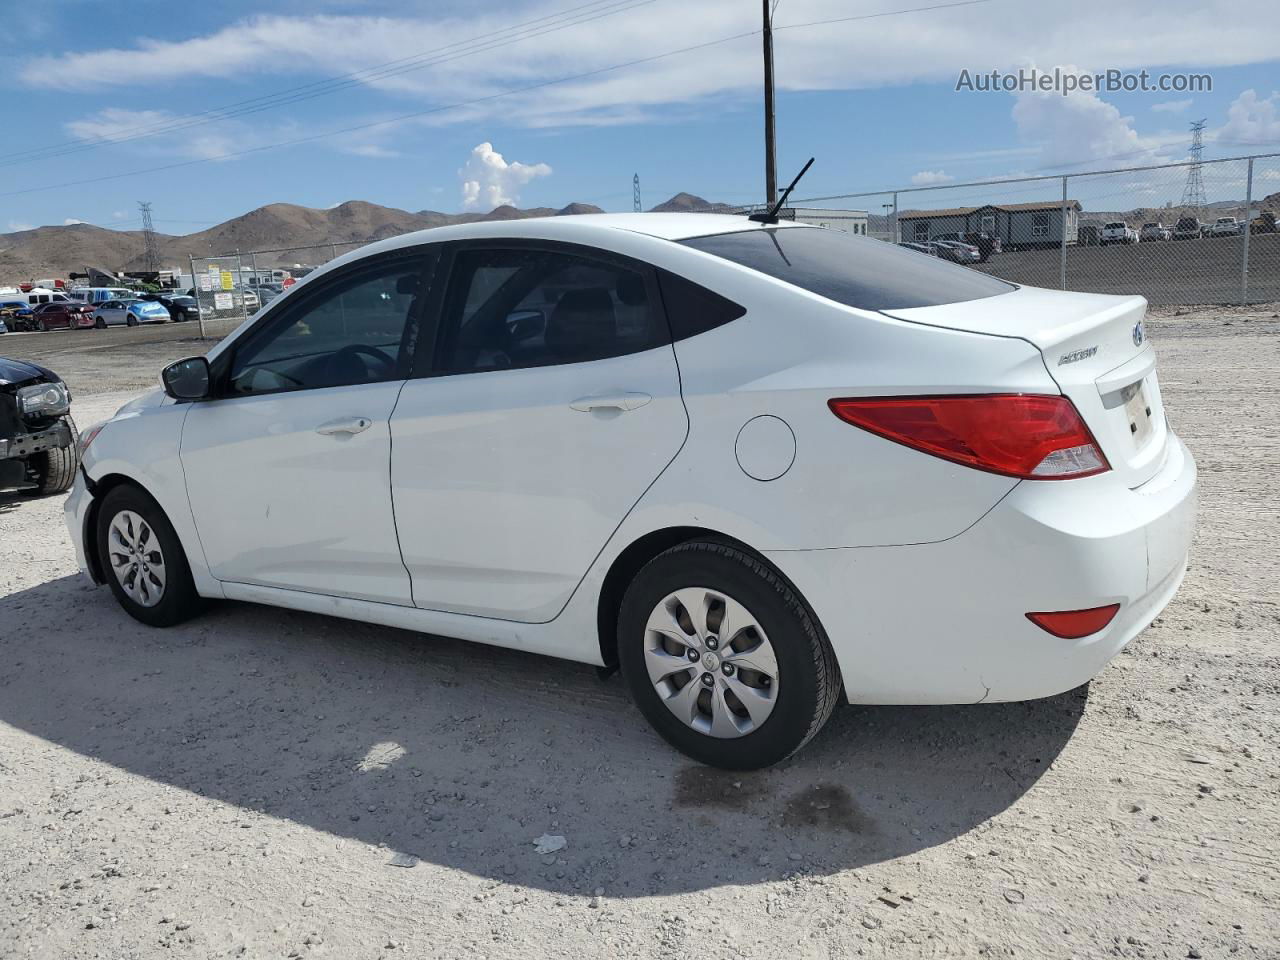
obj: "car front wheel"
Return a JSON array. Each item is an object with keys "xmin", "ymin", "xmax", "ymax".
[
  {"xmin": 95, "ymin": 484, "xmax": 204, "ymax": 627},
  {"xmin": 617, "ymin": 540, "xmax": 841, "ymax": 769}
]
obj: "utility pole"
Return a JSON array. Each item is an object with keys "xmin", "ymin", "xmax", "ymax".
[
  {"xmin": 633, "ymin": 173, "xmax": 642, "ymax": 213},
  {"xmin": 762, "ymin": 0, "xmax": 777, "ymax": 206}
]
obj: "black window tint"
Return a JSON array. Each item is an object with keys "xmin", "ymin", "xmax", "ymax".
[
  {"xmin": 681, "ymin": 227, "xmax": 1014, "ymax": 311},
  {"xmin": 438, "ymin": 247, "xmax": 665, "ymax": 373},
  {"xmin": 657, "ymin": 269, "xmax": 746, "ymax": 340},
  {"xmin": 228, "ymin": 254, "xmax": 429, "ymax": 396}
]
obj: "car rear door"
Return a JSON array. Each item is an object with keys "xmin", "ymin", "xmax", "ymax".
[
  {"xmin": 179, "ymin": 248, "xmax": 436, "ymax": 605},
  {"xmin": 389, "ymin": 240, "xmax": 687, "ymax": 623}
]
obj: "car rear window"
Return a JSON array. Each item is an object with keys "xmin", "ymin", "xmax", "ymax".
[{"xmin": 679, "ymin": 227, "xmax": 1013, "ymax": 311}]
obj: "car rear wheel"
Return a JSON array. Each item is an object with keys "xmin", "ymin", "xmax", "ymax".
[
  {"xmin": 94, "ymin": 484, "xmax": 204, "ymax": 627},
  {"xmin": 95, "ymin": 317, "xmax": 106, "ymax": 329},
  {"xmin": 617, "ymin": 540, "xmax": 841, "ymax": 769}
]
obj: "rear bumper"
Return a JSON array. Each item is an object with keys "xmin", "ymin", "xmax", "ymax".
[{"xmin": 768, "ymin": 433, "xmax": 1197, "ymax": 705}]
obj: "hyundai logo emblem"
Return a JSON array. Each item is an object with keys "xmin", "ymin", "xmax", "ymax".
[{"xmin": 1132, "ymin": 321, "xmax": 1145, "ymax": 347}]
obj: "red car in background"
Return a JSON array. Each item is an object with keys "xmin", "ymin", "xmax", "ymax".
[{"xmin": 33, "ymin": 301, "xmax": 96, "ymax": 331}]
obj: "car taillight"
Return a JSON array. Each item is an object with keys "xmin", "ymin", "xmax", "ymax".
[
  {"xmin": 827, "ymin": 394, "xmax": 1109, "ymax": 480},
  {"xmin": 1025, "ymin": 604, "xmax": 1120, "ymax": 638}
]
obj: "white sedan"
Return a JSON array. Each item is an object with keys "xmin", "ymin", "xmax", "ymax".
[{"xmin": 65, "ymin": 214, "xmax": 1196, "ymax": 769}]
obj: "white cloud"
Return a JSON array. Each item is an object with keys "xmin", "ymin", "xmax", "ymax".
[
  {"xmin": 1010, "ymin": 67, "xmax": 1157, "ymax": 170},
  {"xmin": 1218, "ymin": 89, "xmax": 1280, "ymax": 147},
  {"xmin": 111, "ymin": 211, "xmax": 128, "ymax": 220},
  {"xmin": 64, "ymin": 108, "xmax": 237, "ymax": 161},
  {"xmin": 910, "ymin": 170, "xmax": 953, "ymax": 186},
  {"xmin": 1152, "ymin": 98, "xmax": 1193, "ymax": 114},
  {"xmin": 459, "ymin": 142, "xmax": 551, "ymax": 211},
  {"xmin": 15, "ymin": 2, "xmax": 1279, "ymax": 130},
  {"xmin": 63, "ymin": 218, "xmax": 86, "ymax": 225}
]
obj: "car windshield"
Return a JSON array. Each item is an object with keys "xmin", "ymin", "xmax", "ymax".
[{"xmin": 679, "ymin": 227, "xmax": 1013, "ymax": 312}]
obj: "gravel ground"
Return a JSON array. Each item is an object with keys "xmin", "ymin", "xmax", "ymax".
[{"xmin": 1, "ymin": 304, "xmax": 1277, "ymax": 959}]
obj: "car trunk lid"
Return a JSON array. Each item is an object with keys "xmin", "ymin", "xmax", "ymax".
[{"xmin": 882, "ymin": 285, "xmax": 1167, "ymax": 488}]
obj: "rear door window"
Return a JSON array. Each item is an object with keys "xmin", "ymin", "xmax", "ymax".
[{"xmin": 681, "ymin": 227, "xmax": 1014, "ymax": 311}]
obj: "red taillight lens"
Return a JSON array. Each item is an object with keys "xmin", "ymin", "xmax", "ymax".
[
  {"xmin": 1025, "ymin": 604, "xmax": 1120, "ymax": 639},
  {"xmin": 828, "ymin": 394, "xmax": 1110, "ymax": 480}
]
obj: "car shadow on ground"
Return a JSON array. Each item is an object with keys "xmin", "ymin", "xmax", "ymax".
[{"xmin": 0, "ymin": 575, "xmax": 1086, "ymax": 897}]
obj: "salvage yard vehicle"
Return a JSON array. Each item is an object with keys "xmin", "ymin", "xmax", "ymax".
[
  {"xmin": 91, "ymin": 298, "xmax": 169, "ymax": 327},
  {"xmin": 0, "ymin": 301, "xmax": 36, "ymax": 331},
  {"xmin": 0, "ymin": 356, "xmax": 78, "ymax": 495},
  {"xmin": 1250, "ymin": 212, "xmax": 1277, "ymax": 234},
  {"xmin": 1172, "ymin": 216, "xmax": 1204, "ymax": 241},
  {"xmin": 1101, "ymin": 221, "xmax": 1139, "ymax": 245},
  {"xmin": 1209, "ymin": 216, "xmax": 1243, "ymax": 237},
  {"xmin": 1139, "ymin": 222, "xmax": 1171, "ymax": 242},
  {"xmin": 931, "ymin": 239, "xmax": 981, "ymax": 264},
  {"xmin": 34, "ymin": 301, "xmax": 96, "ymax": 330},
  {"xmin": 65, "ymin": 213, "xmax": 1197, "ymax": 769}
]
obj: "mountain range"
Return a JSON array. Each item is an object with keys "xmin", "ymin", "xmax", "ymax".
[
  {"xmin": 5, "ymin": 189, "xmax": 1275, "ymax": 280},
  {"xmin": 0, "ymin": 194, "xmax": 733, "ymax": 279}
]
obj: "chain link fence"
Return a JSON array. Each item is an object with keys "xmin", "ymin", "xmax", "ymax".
[
  {"xmin": 186, "ymin": 241, "xmax": 366, "ymax": 337},
  {"xmin": 790, "ymin": 152, "xmax": 1280, "ymax": 306}
]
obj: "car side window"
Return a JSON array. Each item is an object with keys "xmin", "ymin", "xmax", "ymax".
[
  {"xmin": 227, "ymin": 253, "xmax": 431, "ymax": 397},
  {"xmin": 436, "ymin": 246, "xmax": 666, "ymax": 374}
]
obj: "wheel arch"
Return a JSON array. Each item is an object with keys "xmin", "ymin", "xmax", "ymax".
[
  {"xmin": 594, "ymin": 525, "xmax": 823, "ymax": 669},
  {"xmin": 82, "ymin": 471, "xmax": 162, "ymax": 584}
]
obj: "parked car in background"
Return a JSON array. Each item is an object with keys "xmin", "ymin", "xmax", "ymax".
[
  {"xmin": 1172, "ymin": 217, "xmax": 1203, "ymax": 241},
  {"xmin": 1139, "ymin": 222, "xmax": 1172, "ymax": 242},
  {"xmin": 69, "ymin": 287, "xmax": 136, "ymax": 306},
  {"xmin": 0, "ymin": 355, "xmax": 78, "ymax": 496},
  {"xmin": 91, "ymin": 299, "xmax": 170, "ymax": 327},
  {"xmin": 932, "ymin": 240, "xmax": 982, "ymax": 264},
  {"xmin": 1250, "ymin": 212, "xmax": 1278, "ymax": 234},
  {"xmin": 254, "ymin": 283, "xmax": 285, "ymax": 307},
  {"xmin": 0, "ymin": 318, "xmax": 8, "ymax": 335},
  {"xmin": 897, "ymin": 241, "xmax": 935, "ymax": 255},
  {"xmin": 33, "ymin": 301, "xmax": 96, "ymax": 331},
  {"xmin": 0, "ymin": 301, "xmax": 36, "ymax": 331},
  {"xmin": 1209, "ymin": 217, "xmax": 1243, "ymax": 237},
  {"xmin": 1078, "ymin": 221, "xmax": 1104, "ymax": 246},
  {"xmin": 1101, "ymin": 221, "xmax": 1139, "ymax": 245},
  {"xmin": 141, "ymin": 293, "xmax": 200, "ymax": 322},
  {"xmin": 64, "ymin": 213, "xmax": 1197, "ymax": 769},
  {"xmin": 242, "ymin": 289, "xmax": 260, "ymax": 312}
]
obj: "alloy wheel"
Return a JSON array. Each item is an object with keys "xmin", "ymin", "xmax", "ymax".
[
  {"xmin": 107, "ymin": 509, "xmax": 167, "ymax": 607},
  {"xmin": 643, "ymin": 587, "xmax": 779, "ymax": 738}
]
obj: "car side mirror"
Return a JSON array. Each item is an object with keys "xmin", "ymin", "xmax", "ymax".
[{"xmin": 162, "ymin": 356, "xmax": 212, "ymax": 400}]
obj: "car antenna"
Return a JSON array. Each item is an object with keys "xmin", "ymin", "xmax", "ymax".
[{"xmin": 748, "ymin": 157, "xmax": 814, "ymax": 224}]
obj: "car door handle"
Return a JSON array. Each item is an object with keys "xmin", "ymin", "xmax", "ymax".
[
  {"xmin": 316, "ymin": 416, "xmax": 373, "ymax": 436},
  {"xmin": 569, "ymin": 392, "xmax": 652, "ymax": 413}
]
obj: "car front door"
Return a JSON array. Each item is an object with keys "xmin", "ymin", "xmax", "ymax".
[
  {"xmin": 389, "ymin": 241, "xmax": 688, "ymax": 622},
  {"xmin": 179, "ymin": 249, "xmax": 435, "ymax": 605}
]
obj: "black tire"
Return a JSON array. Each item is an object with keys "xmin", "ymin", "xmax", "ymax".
[
  {"xmin": 126, "ymin": 314, "xmax": 138, "ymax": 326},
  {"xmin": 617, "ymin": 540, "xmax": 841, "ymax": 769},
  {"xmin": 25, "ymin": 419, "xmax": 79, "ymax": 495},
  {"xmin": 94, "ymin": 483, "xmax": 204, "ymax": 627},
  {"xmin": 95, "ymin": 317, "xmax": 106, "ymax": 329}
]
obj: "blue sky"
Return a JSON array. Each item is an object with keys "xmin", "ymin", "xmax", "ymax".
[{"xmin": 1, "ymin": 0, "xmax": 1278, "ymax": 234}]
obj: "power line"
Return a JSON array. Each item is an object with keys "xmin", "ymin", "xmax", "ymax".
[
  {"xmin": 0, "ymin": 0, "xmax": 994, "ymax": 199},
  {"xmin": 0, "ymin": 0, "xmax": 655, "ymax": 170}
]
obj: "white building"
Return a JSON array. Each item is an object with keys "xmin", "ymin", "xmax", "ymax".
[{"xmin": 782, "ymin": 207, "xmax": 870, "ymax": 236}]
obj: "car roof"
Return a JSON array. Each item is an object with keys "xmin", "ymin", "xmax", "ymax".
[{"xmin": 356, "ymin": 212, "xmax": 800, "ymax": 254}]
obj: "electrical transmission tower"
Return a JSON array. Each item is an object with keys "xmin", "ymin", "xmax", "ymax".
[
  {"xmin": 633, "ymin": 173, "xmax": 641, "ymax": 212},
  {"xmin": 138, "ymin": 201, "xmax": 159, "ymax": 272},
  {"xmin": 1179, "ymin": 119, "xmax": 1208, "ymax": 212}
]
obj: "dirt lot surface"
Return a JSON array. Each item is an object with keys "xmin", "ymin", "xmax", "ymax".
[{"xmin": 1, "ymin": 306, "xmax": 1277, "ymax": 959}]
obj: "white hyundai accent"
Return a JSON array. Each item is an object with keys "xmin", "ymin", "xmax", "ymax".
[{"xmin": 65, "ymin": 213, "xmax": 1196, "ymax": 769}]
